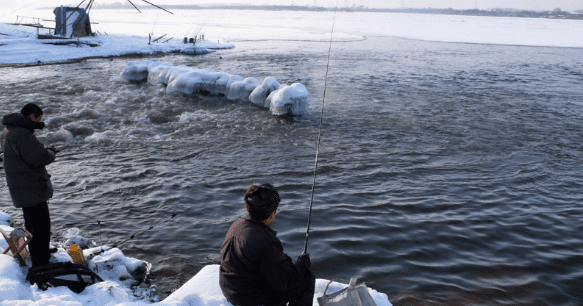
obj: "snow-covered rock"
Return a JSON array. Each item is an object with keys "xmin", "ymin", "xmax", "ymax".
[
  {"xmin": 119, "ymin": 61, "xmax": 310, "ymax": 115},
  {"xmin": 267, "ymin": 83, "xmax": 309, "ymax": 116},
  {"xmin": 249, "ymin": 77, "xmax": 281, "ymax": 108}
]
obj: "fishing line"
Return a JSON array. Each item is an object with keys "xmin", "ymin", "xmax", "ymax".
[
  {"xmin": 59, "ymin": 209, "xmax": 176, "ymax": 251},
  {"xmin": 303, "ymin": 1, "xmax": 338, "ymax": 255},
  {"xmin": 97, "ymin": 220, "xmax": 103, "ymax": 253},
  {"xmin": 1, "ymin": 2, "xmax": 43, "ymax": 20},
  {"xmin": 188, "ymin": 13, "xmax": 211, "ymax": 42},
  {"xmin": 151, "ymin": 10, "xmax": 160, "ymax": 35},
  {"xmin": 110, "ymin": 213, "xmax": 177, "ymax": 249}
]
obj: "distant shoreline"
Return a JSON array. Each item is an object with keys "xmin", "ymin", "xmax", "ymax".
[
  {"xmin": 55, "ymin": 4, "xmax": 583, "ymax": 21},
  {"xmin": 0, "ymin": 53, "xmax": 160, "ymax": 69}
]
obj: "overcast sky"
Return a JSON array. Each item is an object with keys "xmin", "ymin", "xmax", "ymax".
[{"xmin": 2, "ymin": 0, "xmax": 583, "ymax": 12}]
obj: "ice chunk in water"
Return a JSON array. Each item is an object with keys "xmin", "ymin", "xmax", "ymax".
[
  {"xmin": 166, "ymin": 68, "xmax": 223, "ymax": 95},
  {"xmin": 227, "ymin": 75, "xmax": 243, "ymax": 88},
  {"xmin": 181, "ymin": 45, "xmax": 215, "ymax": 55},
  {"xmin": 120, "ymin": 61, "xmax": 152, "ymax": 82},
  {"xmin": 148, "ymin": 62, "xmax": 173, "ymax": 84},
  {"xmin": 165, "ymin": 65, "xmax": 192, "ymax": 85},
  {"xmin": 195, "ymin": 69, "xmax": 225, "ymax": 94},
  {"xmin": 213, "ymin": 72, "xmax": 232, "ymax": 95},
  {"xmin": 119, "ymin": 61, "xmax": 310, "ymax": 116},
  {"xmin": 267, "ymin": 83, "xmax": 309, "ymax": 116},
  {"xmin": 227, "ymin": 77, "xmax": 259, "ymax": 101},
  {"xmin": 249, "ymin": 77, "xmax": 282, "ymax": 108}
]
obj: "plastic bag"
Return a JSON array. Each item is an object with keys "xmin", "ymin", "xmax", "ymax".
[{"xmin": 317, "ymin": 278, "xmax": 377, "ymax": 306}]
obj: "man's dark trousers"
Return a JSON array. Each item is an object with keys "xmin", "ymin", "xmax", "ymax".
[
  {"xmin": 265, "ymin": 270, "xmax": 316, "ymax": 306},
  {"xmin": 22, "ymin": 201, "xmax": 51, "ymax": 267}
]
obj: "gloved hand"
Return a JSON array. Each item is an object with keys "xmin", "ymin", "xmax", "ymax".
[{"xmin": 296, "ymin": 253, "xmax": 311, "ymax": 270}]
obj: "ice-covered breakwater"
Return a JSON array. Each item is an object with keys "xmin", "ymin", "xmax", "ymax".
[{"xmin": 120, "ymin": 61, "xmax": 309, "ymax": 116}]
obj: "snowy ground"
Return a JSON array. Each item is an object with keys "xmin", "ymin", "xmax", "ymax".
[
  {"xmin": 0, "ymin": 23, "xmax": 232, "ymax": 66},
  {"xmin": 0, "ymin": 211, "xmax": 392, "ymax": 306}
]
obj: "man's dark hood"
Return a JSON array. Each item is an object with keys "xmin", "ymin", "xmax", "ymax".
[{"xmin": 2, "ymin": 113, "xmax": 45, "ymax": 132}]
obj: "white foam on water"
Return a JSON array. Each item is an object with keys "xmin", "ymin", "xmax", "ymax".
[
  {"xmin": 178, "ymin": 110, "xmax": 215, "ymax": 124},
  {"xmin": 43, "ymin": 129, "xmax": 74, "ymax": 144},
  {"xmin": 84, "ymin": 130, "xmax": 123, "ymax": 143}
]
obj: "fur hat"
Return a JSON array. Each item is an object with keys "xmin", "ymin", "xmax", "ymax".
[{"xmin": 245, "ymin": 183, "xmax": 281, "ymax": 220}]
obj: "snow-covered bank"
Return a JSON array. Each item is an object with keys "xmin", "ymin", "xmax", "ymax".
[
  {"xmin": 0, "ymin": 24, "xmax": 232, "ymax": 66},
  {"xmin": 0, "ymin": 211, "xmax": 393, "ymax": 305},
  {"xmin": 119, "ymin": 61, "xmax": 309, "ymax": 116}
]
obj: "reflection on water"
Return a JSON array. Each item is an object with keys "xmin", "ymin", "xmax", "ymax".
[{"xmin": 1, "ymin": 37, "xmax": 582, "ymax": 305}]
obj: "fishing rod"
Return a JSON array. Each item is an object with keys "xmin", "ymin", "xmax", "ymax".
[
  {"xmin": 126, "ymin": 0, "xmax": 142, "ymax": 13},
  {"xmin": 62, "ymin": 0, "xmax": 88, "ymax": 38},
  {"xmin": 188, "ymin": 14, "xmax": 211, "ymax": 42},
  {"xmin": 59, "ymin": 212, "xmax": 175, "ymax": 253},
  {"xmin": 303, "ymin": 2, "xmax": 338, "ymax": 255},
  {"xmin": 139, "ymin": 0, "xmax": 173, "ymax": 15},
  {"xmin": 1, "ymin": 2, "xmax": 42, "ymax": 20},
  {"xmin": 151, "ymin": 10, "xmax": 160, "ymax": 35},
  {"xmin": 111, "ymin": 0, "xmax": 174, "ymax": 15},
  {"xmin": 97, "ymin": 219, "xmax": 104, "ymax": 253},
  {"xmin": 109, "ymin": 213, "xmax": 177, "ymax": 249}
]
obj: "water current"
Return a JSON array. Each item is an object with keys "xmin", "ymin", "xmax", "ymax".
[{"xmin": 1, "ymin": 34, "xmax": 583, "ymax": 305}]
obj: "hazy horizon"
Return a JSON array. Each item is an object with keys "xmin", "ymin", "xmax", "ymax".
[{"xmin": 2, "ymin": 0, "xmax": 583, "ymax": 12}]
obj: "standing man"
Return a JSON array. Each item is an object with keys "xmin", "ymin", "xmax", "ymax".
[
  {"xmin": 220, "ymin": 183, "xmax": 315, "ymax": 306},
  {"xmin": 2, "ymin": 103, "xmax": 57, "ymax": 267}
]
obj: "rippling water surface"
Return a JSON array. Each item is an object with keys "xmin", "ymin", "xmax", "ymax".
[{"xmin": 1, "ymin": 32, "xmax": 583, "ymax": 305}]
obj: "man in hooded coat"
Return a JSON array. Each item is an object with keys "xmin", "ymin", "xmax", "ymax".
[
  {"xmin": 2, "ymin": 103, "xmax": 57, "ymax": 267},
  {"xmin": 219, "ymin": 183, "xmax": 315, "ymax": 306}
]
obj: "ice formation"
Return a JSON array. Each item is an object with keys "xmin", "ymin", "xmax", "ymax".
[
  {"xmin": 181, "ymin": 45, "xmax": 216, "ymax": 55},
  {"xmin": 267, "ymin": 83, "xmax": 309, "ymax": 116},
  {"xmin": 0, "ymin": 212, "xmax": 11, "ymax": 226},
  {"xmin": 119, "ymin": 60, "xmax": 309, "ymax": 116},
  {"xmin": 249, "ymin": 77, "xmax": 281, "ymax": 107},
  {"xmin": 227, "ymin": 77, "xmax": 259, "ymax": 101},
  {"xmin": 120, "ymin": 60, "xmax": 156, "ymax": 82}
]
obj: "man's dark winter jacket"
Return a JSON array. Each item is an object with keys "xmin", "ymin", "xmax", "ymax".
[
  {"xmin": 2, "ymin": 113, "xmax": 55, "ymax": 208},
  {"xmin": 220, "ymin": 216, "xmax": 309, "ymax": 306}
]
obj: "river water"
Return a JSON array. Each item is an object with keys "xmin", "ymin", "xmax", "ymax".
[{"xmin": 1, "ymin": 9, "xmax": 583, "ymax": 306}]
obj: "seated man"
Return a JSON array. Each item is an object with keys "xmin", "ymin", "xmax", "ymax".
[{"xmin": 220, "ymin": 183, "xmax": 315, "ymax": 306}]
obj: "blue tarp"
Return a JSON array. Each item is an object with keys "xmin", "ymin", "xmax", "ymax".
[{"xmin": 53, "ymin": 6, "xmax": 91, "ymax": 37}]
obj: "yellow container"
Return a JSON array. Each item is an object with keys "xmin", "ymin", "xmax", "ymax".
[{"xmin": 67, "ymin": 244, "xmax": 85, "ymax": 265}]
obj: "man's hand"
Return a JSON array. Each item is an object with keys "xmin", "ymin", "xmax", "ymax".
[
  {"xmin": 297, "ymin": 253, "xmax": 311, "ymax": 270},
  {"xmin": 47, "ymin": 146, "xmax": 60, "ymax": 153}
]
